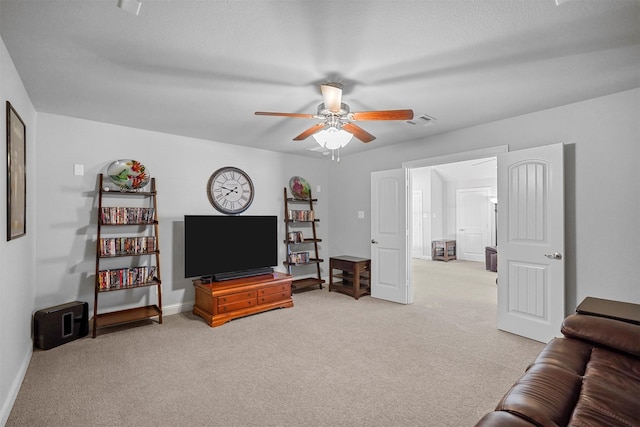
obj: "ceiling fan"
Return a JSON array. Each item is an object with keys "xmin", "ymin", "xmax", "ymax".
[{"xmin": 255, "ymin": 83, "xmax": 414, "ymax": 145}]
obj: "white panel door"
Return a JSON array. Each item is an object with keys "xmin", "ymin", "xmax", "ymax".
[
  {"xmin": 497, "ymin": 143, "xmax": 564, "ymax": 343},
  {"xmin": 371, "ymin": 169, "xmax": 411, "ymax": 304},
  {"xmin": 456, "ymin": 188, "xmax": 491, "ymax": 262}
]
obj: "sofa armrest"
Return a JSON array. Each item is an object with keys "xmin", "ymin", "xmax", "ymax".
[{"xmin": 561, "ymin": 314, "xmax": 640, "ymax": 357}]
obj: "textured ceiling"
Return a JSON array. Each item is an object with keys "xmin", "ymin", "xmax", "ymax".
[{"xmin": 1, "ymin": 0, "xmax": 639, "ymax": 159}]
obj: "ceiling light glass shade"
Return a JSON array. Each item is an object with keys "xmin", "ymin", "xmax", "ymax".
[
  {"xmin": 320, "ymin": 84, "xmax": 342, "ymax": 112},
  {"xmin": 312, "ymin": 127, "xmax": 353, "ymax": 149},
  {"xmin": 117, "ymin": 0, "xmax": 142, "ymax": 15}
]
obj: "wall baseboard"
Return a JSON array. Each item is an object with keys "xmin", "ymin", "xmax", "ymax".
[
  {"xmin": 1, "ymin": 344, "xmax": 32, "ymax": 427},
  {"xmin": 162, "ymin": 300, "xmax": 194, "ymax": 316}
]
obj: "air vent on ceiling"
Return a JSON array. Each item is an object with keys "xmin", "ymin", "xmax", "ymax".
[{"xmin": 406, "ymin": 114, "xmax": 436, "ymax": 127}]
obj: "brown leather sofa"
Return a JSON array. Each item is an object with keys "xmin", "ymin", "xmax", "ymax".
[{"xmin": 475, "ymin": 300, "xmax": 640, "ymax": 427}]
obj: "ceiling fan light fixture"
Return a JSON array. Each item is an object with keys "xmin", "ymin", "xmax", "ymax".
[
  {"xmin": 317, "ymin": 102, "xmax": 350, "ymax": 117},
  {"xmin": 320, "ymin": 83, "xmax": 343, "ymax": 113},
  {"xmin": 313, "ymin": 127, "xmax": 353, "ymax": 150},
  {"xmin": 117, "ymin": 0, "xmax": 142, "ymax": 15}
]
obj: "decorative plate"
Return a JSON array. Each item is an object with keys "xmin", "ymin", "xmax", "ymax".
[
  {"xmin": 289, "ymin": 176, "xmax": 311, "ymax": 199},
  {"xmin": 107, "ymin": 159, "xmax": 149, "ymax": 190}
]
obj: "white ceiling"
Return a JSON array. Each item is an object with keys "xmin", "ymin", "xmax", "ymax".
[{"xmin": 1, "ymin": 0, "xmax": 638, "ymax": 159}]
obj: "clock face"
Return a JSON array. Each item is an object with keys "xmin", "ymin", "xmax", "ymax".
[{"xmin": 207, "ymin": 167, "xmax": 254, "ymax": 215}]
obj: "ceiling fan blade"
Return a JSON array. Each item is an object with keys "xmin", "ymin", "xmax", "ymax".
[
  {"xmin": 255, "ymin": 112, "xmax": 315, "ymax": 119},
  {"xmin": 293, "ymin": 123, "xmax": 326, "ymax": 141},
  {"xmin": 342, "ymin": 123, "xmax": 376, "ymax": 143},
  {"xmin": 320, "ymin": 84, "xmax": 342, "ymax": 113},
  {"xmin": 351, "ymin": 109, "xmax": 414, "ymax": 121}
]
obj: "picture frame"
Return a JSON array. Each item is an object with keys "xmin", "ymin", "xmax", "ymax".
[{"xmin": 6, "ymin": 101, "xmax": 26, "ymax": 241}]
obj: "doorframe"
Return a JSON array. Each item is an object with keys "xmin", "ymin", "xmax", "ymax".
[
  {"xmin": 412, "ymin": 190, "xmax": 425, "ymax": 259},
  {"xmin": 403, "ymin": 146, "xmax": 508, "ymax": 170},
  {"xmin": 403, "ymin": 145, "xmax": 508, "ymax": 298}
]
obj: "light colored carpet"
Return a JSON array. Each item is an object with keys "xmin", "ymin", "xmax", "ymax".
[{"xmin": 7, "ymin": 260, "xmax": 544, "ymax": 426}]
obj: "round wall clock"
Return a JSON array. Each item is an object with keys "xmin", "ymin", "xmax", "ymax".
[{"xmin": 207, "ymin": 166, "xmax": 254, "ymax": 215}]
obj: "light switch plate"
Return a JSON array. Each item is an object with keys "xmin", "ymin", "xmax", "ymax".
[{"xmin": 73, "ymin": 164, "xmax": 84, "ymax": 176}]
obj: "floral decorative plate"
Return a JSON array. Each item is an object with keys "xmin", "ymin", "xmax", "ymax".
[
  {"xmin": 107, "ymin": 160, "xmax": 149, "ymax": 190},
  {"xmin": 289, "ymin": 176, "xmax": 311, "ymax": 199}
]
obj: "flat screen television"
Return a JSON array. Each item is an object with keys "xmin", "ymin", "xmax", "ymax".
[{"xmin": 184, "ymin": 215, "xmax": 278, "ymax": 281}]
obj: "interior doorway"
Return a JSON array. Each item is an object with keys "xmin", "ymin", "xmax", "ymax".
[{"xmin": 408, "ymin": 155, "xmax": 498, "ymax": 304}]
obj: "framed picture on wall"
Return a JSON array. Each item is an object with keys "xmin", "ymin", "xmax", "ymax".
[{"xmin": 6, "ymin": 101, "xmax": 26, "ymax": 241}]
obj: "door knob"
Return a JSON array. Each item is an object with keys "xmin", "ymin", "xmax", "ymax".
[
  {"xmin": 371, "ymin": 239, "xmax": 378, "ymax": 244},
  {"xmin": 544, "ymin": 252, "xmax": 562, "ymax": 260}
]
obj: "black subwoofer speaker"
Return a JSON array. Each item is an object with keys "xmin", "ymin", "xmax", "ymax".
[{"xmin": 34, "ymin": 301, "xmax": 89, "ymax": 350}]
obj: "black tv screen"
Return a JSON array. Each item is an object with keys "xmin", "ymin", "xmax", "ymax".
[{"xmin": 184, "ymin": 215, "xmax": 278, "ymax": 281}]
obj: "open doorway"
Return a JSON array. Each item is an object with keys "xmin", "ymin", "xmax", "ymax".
[
  {"xmin": 409, "ymin": 157, "xmax": 498, "ymax": 305},
  {"xmin": 373, "ymin": 144, "xmax": 563, "ymax": 341}
]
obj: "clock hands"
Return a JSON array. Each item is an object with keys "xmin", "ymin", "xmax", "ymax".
[{"xmin": 221, "ymin": 185, "xmax": 238, "ymax": 196}]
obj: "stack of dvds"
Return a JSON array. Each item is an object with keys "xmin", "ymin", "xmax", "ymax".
[
  {"xmin": 97, "ymin": 266, "xmax": 157, "ymax": 290},
  {"xmin": 100, "ymin": 207, "xmax": 155, "ymax": 225},
  {"xmin": 288, "ymin": 210, "xmax": 314, "ymax": 221},
  {"xmin": 287, "ymin": 231, "xmax": 304, "ymax": 243},
  {"xmin": 99, "ymin": 236, "xmax": 157, "ymax": 256},
  {"xmin": 288, "ymin": 251, "xmax": 310, "ymax": 264}
]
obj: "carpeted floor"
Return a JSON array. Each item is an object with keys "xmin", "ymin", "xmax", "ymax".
[{"xmin": 7, "ymin": 260, "xmax": 544, "ymax": 426}]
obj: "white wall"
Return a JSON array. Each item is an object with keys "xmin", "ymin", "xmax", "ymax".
[
  {"xmin": 0, "ymin": 36, "xmax": 37, "ymax": 426},
  {"xmin": 328, "ymin": 89, "xmax": 640, "ymax": 312},
  {"xmin": 34, "ymin": 114, "xmax": 331, "ymax": 316}
]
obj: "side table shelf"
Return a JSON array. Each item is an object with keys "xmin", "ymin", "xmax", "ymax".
[{"xmin": 329, "ymin": 256, "xmax": 371, "ymax": 300}]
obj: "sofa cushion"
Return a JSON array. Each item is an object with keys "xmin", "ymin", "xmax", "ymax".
[
  {"xmin": 494, "ymin": 363, "xmax": 582, "ymax": 427},
  {"xmin": 561, "ymin": 313, "xmax": 640, "ymax": 357},
  {"xmin": 532, "ymin": 337, "xmax": 592, "ymax": 375},
  {"xmin": 567, "ymin": 346, "xmax": 640, "ymax": 427}
]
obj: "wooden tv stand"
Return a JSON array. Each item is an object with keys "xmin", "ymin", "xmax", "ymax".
[{"xmin": 192, "ymin": 272, "xmax": 293, "ymax": 327}]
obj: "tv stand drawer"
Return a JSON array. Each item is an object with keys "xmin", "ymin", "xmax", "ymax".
[
  {"xmin": 218, "ymin": 290, "xmax": 256, "ymax": 305},
  {"xmin": 219, "ymin": 298, "xmax": 256, "ymax": 313},
  {"xmin": 259, "ymin": 283, "xmax": 290, "ymax": 296},
  {"xmin": 259, "ymin": 290, "xmax": 290, "ymax": 304}
]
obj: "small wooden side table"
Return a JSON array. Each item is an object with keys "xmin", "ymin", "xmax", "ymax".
[
  {"xmin": 328, "ymin": 256, "xmax": 371, "ymax": 300},
  {"xmin": 432, "ymin": 239, "xmax": 456, "ymax": 262}
]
